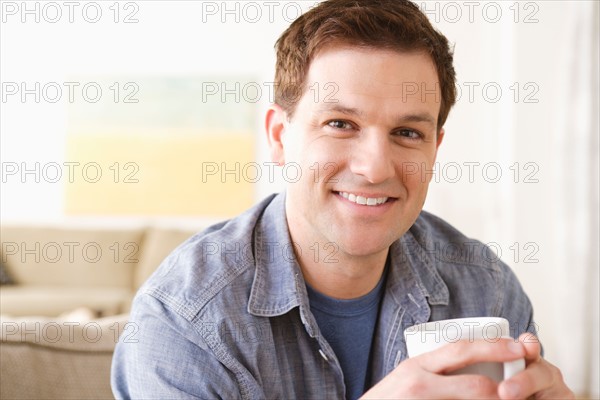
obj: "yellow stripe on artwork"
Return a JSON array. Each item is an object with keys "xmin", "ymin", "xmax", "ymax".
[{"xmin": 64, "ymin": 131, "xmax": 254, "ymax": 217}]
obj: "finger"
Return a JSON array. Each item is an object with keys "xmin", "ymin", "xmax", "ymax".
[
  {"xmin": 498, "ymin": 358, "xmax": 555, "ymax": 400},
  {"xmin": 402, "ymin": 371, "xmax": 501, "ymax": 400},
  {"xmin": 498, "ymin": 334, "xmax": 575, "ymax": 400},
  {"xmin": 518, "ymin": 332, "xmax": 542, "ymax": 364},
  {"xmin": 435, "ymin": 374, "xmax": 501, "ymax": 400},
  {"xmin": 418, "ymin": 338, "xmax": 526, "ymax": 374}
]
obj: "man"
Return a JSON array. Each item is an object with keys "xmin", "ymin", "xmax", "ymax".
[{"xmin": 112, "ymin": 0, "xmax": 574, "ymax": 398}]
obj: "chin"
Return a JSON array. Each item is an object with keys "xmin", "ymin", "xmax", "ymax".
[{"xmin": 336, "ymin": 234, "xmax": 394, "ymax": 258}]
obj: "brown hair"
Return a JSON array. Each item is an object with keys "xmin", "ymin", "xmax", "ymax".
[{"xmin": 274, "ymin": 0, "xmax": 457, "ymax": 130}]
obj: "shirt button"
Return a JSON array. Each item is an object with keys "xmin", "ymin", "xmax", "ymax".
[{"xmin": 318, "ymin": 349, "xmax": 329, "ymax": 361}]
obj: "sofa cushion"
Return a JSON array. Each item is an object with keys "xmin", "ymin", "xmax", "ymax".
[
  {"xmin": 0, "ymin": 226, "xmax": 145, "ymax": 288},
  {"xmin": 1, "ymin": 313, "xmax": 129, "ymax": 399},
  {"xmin": 134, "ymin": 227, "xmax": 197, "ymax": 288},
  {"xmin": 0, "ymin": 286, "xmax": 133, "ymax": 317}
]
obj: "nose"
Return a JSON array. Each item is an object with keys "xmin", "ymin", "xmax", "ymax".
[{"xmin": 349, "ymin": 131, "xmax": 395, "ymax": 184}]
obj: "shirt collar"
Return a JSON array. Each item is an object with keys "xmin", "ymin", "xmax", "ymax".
[
  {"xmin": 386, "ymin": 229, "xmax": 450, "ymax": 319},
  {"xmin": 247, "ymin": 192, "xmax": 307, "ymax": 316}
]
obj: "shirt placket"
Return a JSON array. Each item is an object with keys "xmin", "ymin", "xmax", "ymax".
[{"xmin": 294, "ymin": 274, "xmax": 347, "ymax": 398}]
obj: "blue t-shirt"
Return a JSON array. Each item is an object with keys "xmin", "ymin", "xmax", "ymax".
[{"xmin": 306, "ymin": 267, "xmax": 387, "ymax": 400}]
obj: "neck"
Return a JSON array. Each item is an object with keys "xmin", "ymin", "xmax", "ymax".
[{"xmin": 292, "ymin": 236, "xmax": 389, "ymax": 300}]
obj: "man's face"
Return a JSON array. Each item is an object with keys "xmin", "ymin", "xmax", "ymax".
[{"xmin": 268, "ymin": 46, "xmax": 443, "ymax": 259}]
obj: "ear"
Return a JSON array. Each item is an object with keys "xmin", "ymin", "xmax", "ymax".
[
  {"xmin": 433, "ymin": 128, "xmax": 445, "ymax": 163},
  {"xmin": 265, "ymin": 104, "xmax": 287, "ymax": 165}
]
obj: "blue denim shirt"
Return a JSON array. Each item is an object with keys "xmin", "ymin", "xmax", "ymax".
[{"xmin": 111, "ymin": 193, "xmax": 537, "ymax": 399}]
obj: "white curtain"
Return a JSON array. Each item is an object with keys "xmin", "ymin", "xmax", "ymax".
[{"xmin": 547, "ymin": 2, "xmax": 599, "ymax": 396}]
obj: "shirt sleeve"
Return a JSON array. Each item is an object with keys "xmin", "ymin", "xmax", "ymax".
[
  {"xmin": 496, "ymin": 260, "xmax": 544, "ymax": 356},
  {"xmin": 111, "ymin": 293, "xmax": 242, "ymax": 399}
]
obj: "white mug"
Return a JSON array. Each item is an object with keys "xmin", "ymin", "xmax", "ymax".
[{"xmin": 403, "ymin": 317, "xmax": 525, "ymax": 381}]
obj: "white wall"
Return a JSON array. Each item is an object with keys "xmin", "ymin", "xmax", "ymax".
[{"xmin": 1, "ymin": 0, "xmax": 598, "ymax": 396}]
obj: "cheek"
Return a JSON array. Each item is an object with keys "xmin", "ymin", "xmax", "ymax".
[
  {"xmin": 310, "ymin": 161, "xmax": 342, "ymax": 186},
  {"xmin": 397, "ymin": 153, "xmax": 437, "ymax": 189},
  {"xmin": 400, "ymin": 174, "xmax": 425, "ymax": 199},
  {"xmin": 298, "ymin": 141, "xmax": 345, "ymax": 181}
]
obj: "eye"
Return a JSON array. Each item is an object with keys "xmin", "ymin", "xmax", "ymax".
[
  {"xmin": 326, "ymin": 120, "xmax": 353, "ymax": 130},
  {"xmin": 394, "ymin": 129, "xmax": 422, "ymax": 140}
]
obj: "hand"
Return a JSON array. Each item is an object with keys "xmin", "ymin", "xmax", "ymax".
[
  {"xmin": 361, "ymin": 338, "xmax": 527, "ymax": 399},
  {"xmin": 361, "ymin": 335, "xmax": 574, "ymax": 399},
  {"xmin": 498, "ymin": 333, "xmax": 574, "ymax": 399}
]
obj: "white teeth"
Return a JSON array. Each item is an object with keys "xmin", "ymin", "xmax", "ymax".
[{"xmin": 338, "ymin": 192, "xmax": 389, "ymax": 206}]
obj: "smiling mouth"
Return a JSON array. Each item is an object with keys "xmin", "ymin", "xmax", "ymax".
[{"xmin": 336, "ymin": 191, "xmax": 395, "ymax": 206}]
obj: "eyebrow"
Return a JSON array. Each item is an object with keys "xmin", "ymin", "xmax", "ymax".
[{"xmin": 315, "ymin": 104, "xmax": 437, "ymax": 127}]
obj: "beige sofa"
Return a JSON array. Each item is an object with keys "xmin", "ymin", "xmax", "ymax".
[
  {"xmin": 0, "ymin": 225, "xmax": 199, "ymax": 399},
  {"xmin": 0, "ymin": 225, "xmax": 197, "ymax": 317}
]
